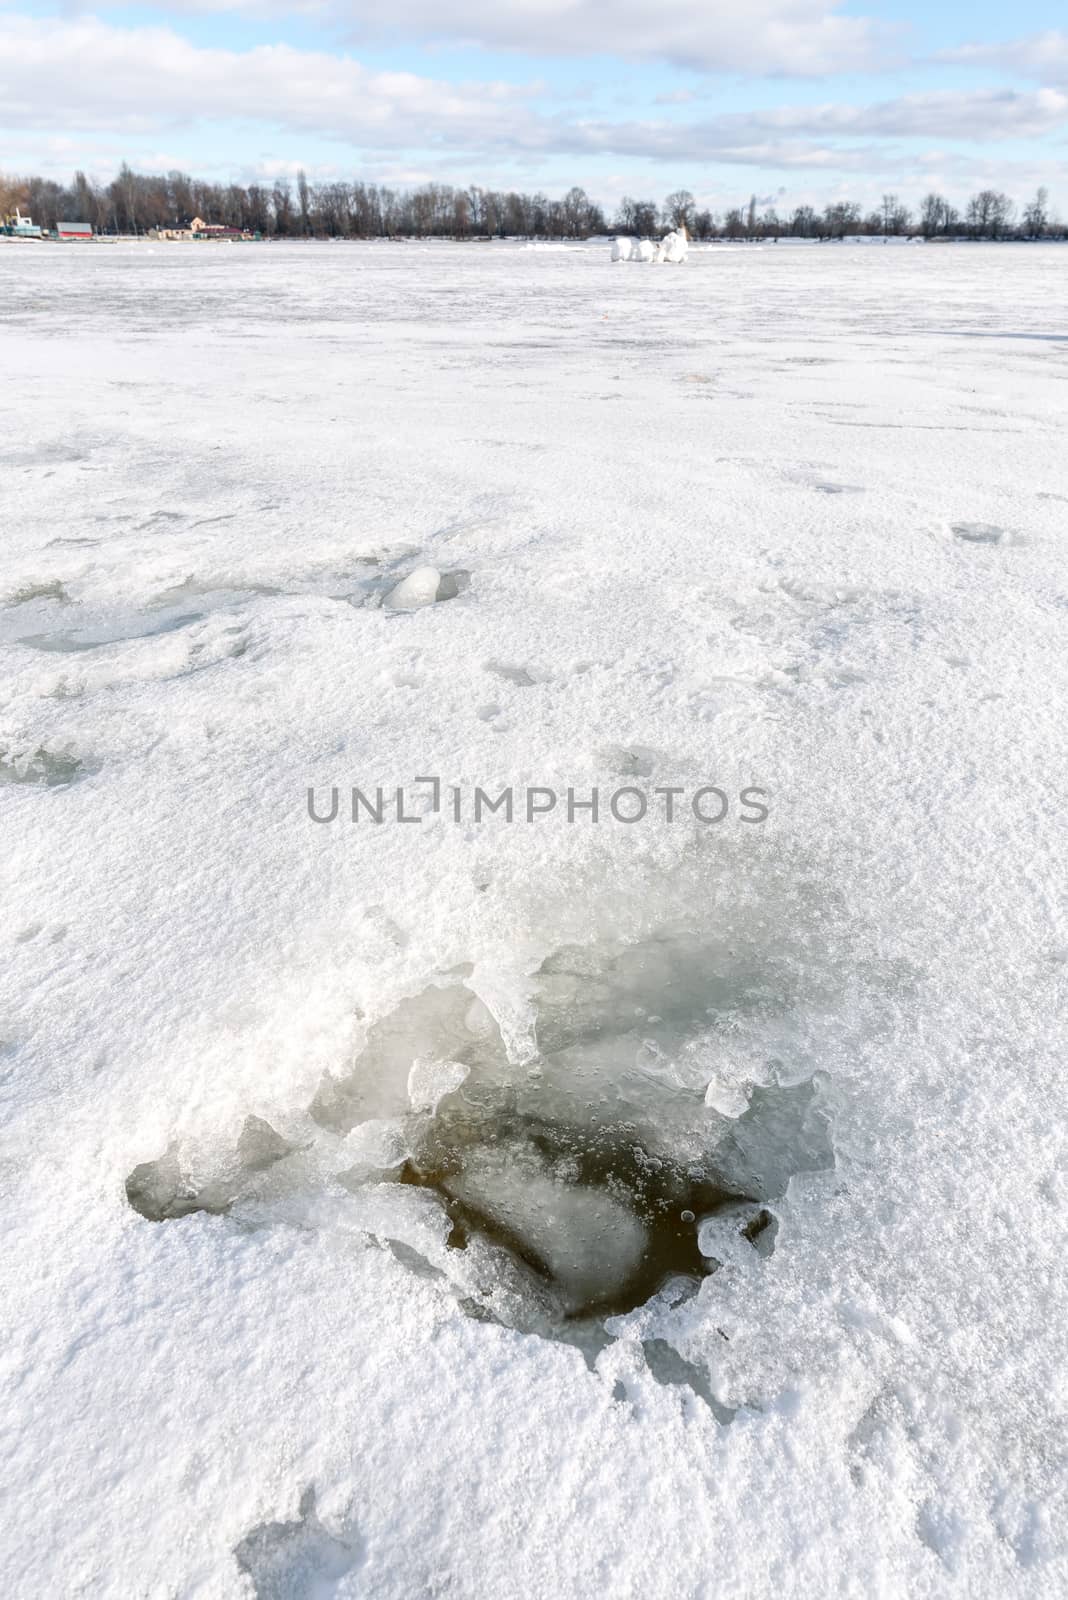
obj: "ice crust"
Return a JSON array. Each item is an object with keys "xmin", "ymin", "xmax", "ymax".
[{"xmin": 3, "ymin": 240, "xmax": 1068, "ymax": 1598}]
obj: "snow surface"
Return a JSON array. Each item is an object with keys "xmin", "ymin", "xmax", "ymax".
[{"xmin": 2, "ymin": 239, "xmax": 1067, "ymax": 1598}]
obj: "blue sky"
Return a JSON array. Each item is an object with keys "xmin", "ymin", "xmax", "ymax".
[{"xmin": 2, "ymin": 0, "xmax": 1066, "ymax": 214}]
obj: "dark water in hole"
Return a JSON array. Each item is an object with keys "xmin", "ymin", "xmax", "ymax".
[
  {"xmin": 398, "ymin": 1109, "xmax": 763, "ymax": 1320},
  {"xmin": 125, "ymin": 931, "xmax": 829, "ymax": 1338}
]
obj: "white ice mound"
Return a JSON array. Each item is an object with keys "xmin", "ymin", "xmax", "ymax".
[
  {"xmin": 655, "ymin": 226, "xmax": 689, "ymax": 265},
  {"xmin": 612, "ymin": 231, "xmax": 687, "ymax": 265},
  {"xmin": 443, "ymin": 1141, "xmax": 650, "ymax": 1314},
  {"xmin": 383, "ymin": 566, "xmax": 442, "ymax": 610}
]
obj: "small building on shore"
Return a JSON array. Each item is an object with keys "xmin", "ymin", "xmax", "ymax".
[
  {"xmin": 193, "ymin": 221, "xmax": 254, "ymax": 239},
  {"xmin": 149, "ymin": 217, "xmax": 259, "ymax": 241},
  {"xmin": 57, "ymin": 221, "xmax": 93, "ymax": 240}
]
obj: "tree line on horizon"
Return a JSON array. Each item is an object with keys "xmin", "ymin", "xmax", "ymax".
[{"xmin": 1, "ymin": 166, "xmax": 1061, "ymax": 242}]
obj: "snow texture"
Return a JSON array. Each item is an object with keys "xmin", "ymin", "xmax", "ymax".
[{"xmin": 2, "ymin": 239, "xmax": 1067, "ymax": 1599}]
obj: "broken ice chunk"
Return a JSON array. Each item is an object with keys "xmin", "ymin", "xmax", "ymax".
[
  {"xmin": 407, "ymin": 1057, "xmax": 469, "ymax": 1115},
  {"xmin": 125, "ymin": 1142, "xmax": 204, "ymax": 1221},
  {"xmin": 704, "ymin": 1079, "xmax": 751, "ymax": 1119},
  {"xmin": 698, "ymin": 1202, "xmax": 775, "ymax": 1269},
  {"xmin": 336, "ymin": 1119, "xmax": 410, "ymax": 1177},
  {"xmin": 235, "ymin": 1114, "xmax": 297, "ymax": 1172}
]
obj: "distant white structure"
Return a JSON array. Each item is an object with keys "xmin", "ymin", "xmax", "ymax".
[{"xmin": 611, "ymin": 224, "xmax": 688, "ymax": 265}]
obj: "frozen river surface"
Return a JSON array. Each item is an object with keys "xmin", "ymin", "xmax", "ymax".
[{"xmin": 2, "ymin": 240, "xmax": 1067, "ymax": 1597}]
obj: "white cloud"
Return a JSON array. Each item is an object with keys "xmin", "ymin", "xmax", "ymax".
[
  {"xmin": 66, "ymin": 0, "xmax": 900, "ymax": 78},
  {"xmin": 2, "ymin": 14, "xmax": 1067, "ymax": 192},
  {"xmin": 351, "ymin": 0, "xmax": 904, "ymax": 77},
  {"xmin": 743, "ymin": 87, "xmax": 1068, "ymax": 140},
  {"xmin": 938, "ymin": 32, "xmax": 1068, "ymax": 84},
  {"xmin": 359, "ymin": 0, "xmax": 893, "ymax": 75},
  {"xmin": 0, "ymin": 15, "xmax": 536, "ymax": 143}
]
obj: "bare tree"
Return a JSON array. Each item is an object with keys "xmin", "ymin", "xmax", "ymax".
[
  {"xmin": 790, "ymin": 205, "xmax": 819, "ymax": 238},
  {"xmin": 272, "ymin": 180, "xmax": 293, "ymax": 237},
  {"xmin": 880, "ymin": 193, "xmax": 912, "ymax": 234},
  {"xmin": 966, "ymin": 190, "xmax": 1015, "ymax": 240},
  {"xmin": 1, "ymin": 163, "xmax": 1055, "ymax": 244},
  {"xmin": 1022, "ymin": 187, "xmax": 1049, "ymax": 238},
  {"xmin": 823, "ymin": 201, "xmax": 861, "ymax": 239},
  {"xmin": 560, "ymin": 186, "xmax": 603, "ymax": 238},
  {"xmin": 919, "ymin": 193, "xmax": 953, "ymax": 238},
  {"xmin": 663, "ymin": 190, "xmax": 696, "ymax": 232},
  {"xmin": 296, "ymin": 170, "xmax": 311, "ymax": 236},
  {"xmin": 614, "ymin": 196, "xmax": 658, "ymax": 236}
]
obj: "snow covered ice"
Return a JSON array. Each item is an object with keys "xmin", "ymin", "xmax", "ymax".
[{"xmin": 2, "ymin": 239, "xmax": 1068, "ymax": 1597}]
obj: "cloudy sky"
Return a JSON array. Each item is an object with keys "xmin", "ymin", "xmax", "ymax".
[{"xmin": 2, "ymin": 0, "xmax": 1066, "ymax": 211}]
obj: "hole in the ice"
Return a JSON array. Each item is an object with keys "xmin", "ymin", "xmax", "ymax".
[
  {"xmin": 952, "ymin": 521, "xmax": 1003, "ymax": 544},
  {"xmin": 19, "ymin": 611, "xmax": 205, "ymax": 653},
  {"xmin": 486, "ymin": 660, "xmax": 538, "ymax": 686},
  {"xmin": 741, "ymin": 1206, "xmax": 778, "ymax": 1254},
  {"xmin": 7, "ymin": 580, "xmax": 69, "ymax": 606},
  {"xmin": 397, "ymin": 1107, "xmax": 751, "ymax": 1320},
  {"xmin": 311, "ymin": 929, "xmax": 833, "ymax": 1329},
  {"xmin": 0, "ymin": 745, "xmax": 85, "ymax": 787},
  {"xmin": 435, "ymin": 569, "xmax": 470, "ymax": 602},
  {"xmin": 131, "ymin": 926, "xmax": 834, "ymax": 1341},
  {"xmin": 598, "ymin": 744, "xmax": 661, "ymax": 778}
]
